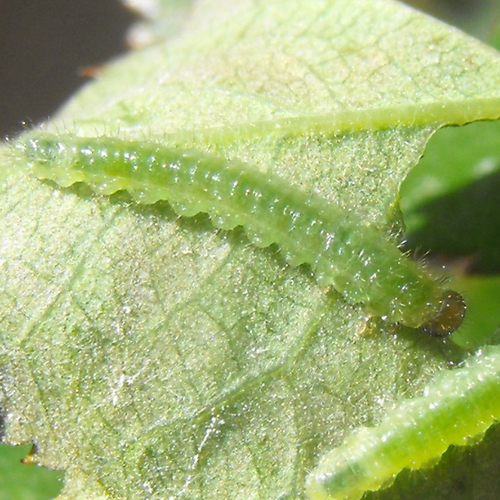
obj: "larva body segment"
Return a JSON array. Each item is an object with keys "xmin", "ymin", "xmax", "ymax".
[
  {"xmin": 305, "ymin": 345, "xmax": 500, "ymax": 500},
  {"xmin": 19, "ymin": 133, "xmax": 462, "ymax": 330}
]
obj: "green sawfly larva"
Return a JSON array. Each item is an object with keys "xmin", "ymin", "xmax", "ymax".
[
  {"xmin": 305, "ymin": 344, "xmax": 500, "ymax": 500},
  {"xmin": 15, "ymin": 133, "xmax": 466, "ymax": 333}
]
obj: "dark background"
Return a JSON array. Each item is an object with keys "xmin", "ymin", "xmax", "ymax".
[
  {"xmin": 0, "ymin": 0, "xmax": 498, "ymax": 138},
  {"xmin": 0, "ymin": 0, "xmax": 136, "ymax": 137}
]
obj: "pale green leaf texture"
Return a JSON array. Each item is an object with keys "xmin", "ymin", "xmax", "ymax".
[{"xmin": 1, "ymin": 1, "xmax": 500, "ymax": 499}]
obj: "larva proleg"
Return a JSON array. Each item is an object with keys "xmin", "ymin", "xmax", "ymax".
[
  {"xmin": 305, "ymin": 345, "xmax": 500, "ymax": 500},
  {"xmin": 16, "ymin": 133, "xmax": 465, "ymax": 332}
]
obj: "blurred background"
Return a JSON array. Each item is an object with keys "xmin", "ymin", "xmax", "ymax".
[{"xmin": 0, "ymin": 0, "xmax": 137, "ymax": 137}]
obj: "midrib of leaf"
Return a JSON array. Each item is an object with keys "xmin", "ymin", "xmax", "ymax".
[{"xmin": 157, "ymin": 98, "xmax": 500, "ymax": 146}]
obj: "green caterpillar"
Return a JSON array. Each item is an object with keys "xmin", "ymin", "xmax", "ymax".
[
  {"xmin": 17, "ymin": 133, "xmax": 465, "ymax": 333},
  {"xmin": 305, "ymin": 345, "xmax": 500, "ymax": 500}
]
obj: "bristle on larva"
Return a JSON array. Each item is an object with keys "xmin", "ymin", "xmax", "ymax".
[
  {"xmin": 16, "ymin": 133, "xmax": 465, "ymax": 332},
  {"xmin": 305, "ymin": 345, "xmax": 500, "ymax": 500}
]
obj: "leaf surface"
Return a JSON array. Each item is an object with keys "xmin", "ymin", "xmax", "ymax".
[{"xmin": 2, "ymin": 1, "xmax": 500, "ymax": 499}]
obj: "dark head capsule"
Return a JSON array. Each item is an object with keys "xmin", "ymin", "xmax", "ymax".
[{"xmin": 420, "ymin": 290, "xmax": 466, "ymax": 336}]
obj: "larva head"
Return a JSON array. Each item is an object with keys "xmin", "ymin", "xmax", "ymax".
[{"xmin": 420, "ymin": 290, "xmax": 466, "ymax": 336}]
